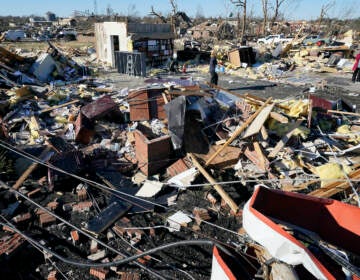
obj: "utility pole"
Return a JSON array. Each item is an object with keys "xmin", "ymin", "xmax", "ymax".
[{"xmin": 94, "ymin": 0, "xmax": 98, "ymax": 16}]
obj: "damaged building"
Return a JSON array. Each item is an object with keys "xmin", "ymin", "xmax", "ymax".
[{"xmin": 95, "ymin": 22, "xmax": 175, "ymax": 71}]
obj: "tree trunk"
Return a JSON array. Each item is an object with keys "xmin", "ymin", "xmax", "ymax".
[
  {"xmin": 271, "ymin": 0, "xmax": 280, "ymax": 28},
  {"xmin": 241, "ymin": 0, "xmax": 247, "ymax": 43},
  {"xmin": 262, "ymin": 0, "xmax": 268, "ymax": 36}
]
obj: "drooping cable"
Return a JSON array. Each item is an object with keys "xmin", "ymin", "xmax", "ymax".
[
  {"xmin": 0, "ymin": 219, "xmax": 216, "ymax": 268},
  {"xmin": 0, "ymin": 180, "xmax": 167, "ymax": 280}
]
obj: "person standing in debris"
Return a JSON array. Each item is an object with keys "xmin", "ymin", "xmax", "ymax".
[
  {"xmin": 169, "ymin": 53, "xmax": 179, "ymax": 73},
  {"xmin": 209, "ymin": 50, "xmax": 218, "ymax": 85},
  {"xmin": 352, "ymin": 52, "xmax": 360, "ymax": 83}
]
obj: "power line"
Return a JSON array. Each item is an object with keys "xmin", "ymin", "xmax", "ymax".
[
  {"xmin": 0, "ymin": 181, "xmax": 167, "ymax": 280},
  {"xmin": 0, "ymin": 217, "xmax": 218, "ymax": 268},
  {"xmin": 0, "ymin": 140, "xmax": 168, "ymax": 210}
]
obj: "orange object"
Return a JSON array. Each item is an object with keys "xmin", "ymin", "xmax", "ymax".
[{"xmin": 182, "ymin": 64, "xmax": 186, "ymax": 73}]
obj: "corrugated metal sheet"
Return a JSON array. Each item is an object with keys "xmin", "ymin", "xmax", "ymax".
[
  {"xmin": 130, "ymin": 32, "xmax": 175, "ymax": 40},
  {"xmin": 127, "ymin": 23, "xmax": 172, "ymax": 33}
]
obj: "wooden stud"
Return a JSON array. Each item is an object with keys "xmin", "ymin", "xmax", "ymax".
[
  {"xmin": 188, "ymin": 153, "xmax": 239, "ymax": 213},
  {"xmin": 205, "ymin": 97, "xmax": 272, "ymax": 166}
]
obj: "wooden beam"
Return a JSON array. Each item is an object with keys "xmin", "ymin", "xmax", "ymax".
[
  {"xmin": 205, "ymin": 97, "xmax": 272, "ymax": 166},
  {"xmin": 96, "ymin": 172, "xmax": 116, "ymax": 190},
  {"xmin": 242, "ymin": 104, "xmax": 274, "ymax": 138},
  {"xmin": 253, "ymin": 142, "xmax": 267, "ymax": 171},
  {"xmin": 0, "ymin": 46, "xmax": 25, "ymax": 62},
  {"xmin": 282, "ymin": 179, "xmax": 318, "ymax": 192},
  {"xmin": 259, "ymin": 126, "xmax": 269, "ymax": 148},
  {"xmin": 270, "ymin": 111, "xmax": 289, "ymax": 123},
  {"xmin": 12, "ymin": 146, "xmax": 53, "ymax": 190},
  {"xmin": 327, "ymin": 110, "xmax": 360, "ymax": 117},
  {"xmin": 309, "ymin": 167, "xmax": 360, "ymax": 198},
  {"xmin": 165, "ymin": 90, "xmax": 212, "ymax": 98},
  {"xmin": 39, "ymin": 99, "xmax": 79, "ymax": 114},
  {"xmin": 244, "ymin": 93, "xmax": 290, "ymax": 111},
  {"xmin": 95, "ymin": 87, "xmax": 114, "ymax": 93},
  {"xmin": 162, "ymin": 93, "xmax": 169, "ymax": 104},
  {"xmin": 188, "ymin": 153, "xmax": 239, "ymax": 213}
]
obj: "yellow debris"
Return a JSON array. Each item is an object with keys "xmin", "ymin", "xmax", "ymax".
[
  {"xmin": 287, "ymin": 100, "xmax": 308, "ymax": 117},
  {"xmin": 281, "ymin": 158, "xmax": 299, "ymax": 170},
  {"xmin": 268, "ymin": 119, "xmax": 310, "ymax": 139},
  {"xmin": 292, "ymin": 126, "xmax": 310, "ymax": 139},
  {"xmin": 337, "ymin": 125, "xmax": 360, "ymax": 144},
  {"xmin": 54, "ymin": 116, "xmax": 68, "ymax": 124},
  {"xmin": 315, "ymin": 163, "xmax": 352, "ymax": 187}
]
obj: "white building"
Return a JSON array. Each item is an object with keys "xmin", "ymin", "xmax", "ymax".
[{"xmin": 95, "ymin": 22, "xmax": 174, "ymax": 67}]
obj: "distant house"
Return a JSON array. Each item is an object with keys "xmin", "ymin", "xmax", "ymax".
[
  {"xmin": 58, "ymin": 18, "xmax": 77, "ymax": 27},
  {"xmin": 29, "ymin": 17, "xmax": 53, "ymax": 27},
  {"xmin": 45, "ymin": 12, "xmax": 56, "ymax": 22},
  {"xmin": 188, "ymin": 21, "xmax": 218, "ymax": 40},
  {"xmin": 95, "ymin": 22, "xmax": 174, "ymax": 67},
  {"xmin": 29, "ymin": 16, "xmax": 44, "ymax": 23}
]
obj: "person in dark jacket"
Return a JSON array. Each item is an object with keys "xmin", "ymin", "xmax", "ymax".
[
  {"xmin": 209, "ymin": 50, "xmax": 218, "ymax": 85},
  {"xmin": 352, "ymin": 53, "xmax": 360, "ymax": 83}
]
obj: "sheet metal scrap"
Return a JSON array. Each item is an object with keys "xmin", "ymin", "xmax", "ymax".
[{"xmin": 84, "ymin": 200, "xmax": 132, "ymax": 236}]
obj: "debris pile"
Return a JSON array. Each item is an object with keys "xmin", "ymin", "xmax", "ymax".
[
  {"xmin": 0, "ymin": 42, "xmax": 359, "ymax": 280},
  {"xmin": 186, "ymin": 29, "xmax": 359, "ymax": 89},
  {"xmin": 0, "ymin": 41, "xmax": 87, "ymax": 88}
]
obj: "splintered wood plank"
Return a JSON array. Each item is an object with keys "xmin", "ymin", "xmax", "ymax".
[
  {"xmin": 309, "ymin": 167, "xmax": 360, "ymax": 198},
  {"xmin": 253, "ymin": 142, "xmax": 267, "ymax": 171},
  {"xmin": 39, "ymin": 99, "xmax": 79, "ymax": 114},
  {"xmin": 242, "ymin": 104, "xmax": 274, "ymax": 139},
  {"xmin": 268, "ymin": 119, "xmax": 303, "ymax": 158},
  {"xmin": 188, "ymin": 153, "xmax": 239, "ymax": 213},
  {"xmin": 12, "ymin": 146, "xmax": 53, "ymax": 190},
  {"xmin": 327, "ymin": 110, "xmax": 360, "ymax": 117},
  {"xmin": 244, "ymin": 93, "xmax": 290, "ymax": 111},
  {"xmin": 162, "ymin": 93, "xmax": 169, "ymax": 104},
  {"xmin": 243, "ymin": 144, "xmax": 270, "ymax": 173},
  {"xmin": 270, "ymin": 111, "xmax": 289, "ymax": 123},
  {"xmin": 259, "ymin": 126, "xmax": 269, "ymax": 148},
  {"xmin": 205, "ymin": 97, "xmax": 272, "ymax": 166},
  {"xmin": 281, "ymin": 179, "xmax": 318, "ymax": 192},
  {"xmin": 194, "ymin": 145, "xmax": 242, "ymax": 169}
]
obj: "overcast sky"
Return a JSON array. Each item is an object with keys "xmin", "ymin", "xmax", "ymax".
[{"xmin": 1, "ymin": 0, "xmax": 359, "ymax": 20}]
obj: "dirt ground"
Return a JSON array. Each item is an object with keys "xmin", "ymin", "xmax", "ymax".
[{"xmin": 1, "ymin": 37, "xmax": 95, "ymax": 52}]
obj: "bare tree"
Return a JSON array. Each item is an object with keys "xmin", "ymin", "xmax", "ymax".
[
  {"xmin": 230, "ymin": 0, "xmax": 247, "ymax": 43},
  {"xmin": 149, "ymin": 6, "xmax": 167, "ymax": 23},
  {"xmin": 127, "ymin": 4, "xmax": 139, "ymax": 20},
  {"xmin": 270, "ymin": 0, "xmax": 287, "ymax": 27},
  {"xmin": 170, "ymin": 0, "xmax": 178, "ymax": 15},
  {"xmin": 149, "ymin": 1, "xmax": 192, "ymax": 38},
  {"xmin": 330, "ymin": 0, "xmax": 357, "ymax": 35},
  {"xmin": 262, "ymin": 0, "xmax": 269, "ymax": 35},
  {"xmin": 195, "ymin": 4, "xmax": 205, "ymax": 21},
  {"xmin": 317, "ymin": 1, "xmax": 335, "ymax": 31},
  {"xmin": 106, "ymin": 4, "xmax": 114, "ymax": 17}
]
